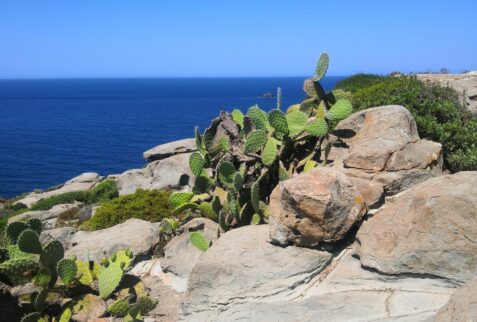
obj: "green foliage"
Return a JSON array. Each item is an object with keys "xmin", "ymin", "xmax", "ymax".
[
  {"xmin": 334, "ymin": 73, "xmax": 386, "ymax": 93},
  {"xmin": 347, "ymin": 75, "xmax": 477, "ymax": 172},
  {"xmin": 0, "ymin": 221, "xmax": 156, "ymax": 321},
  {"xmin": 189, "ymin": 152, "xmax": 206, "ymax": 177},
  {"xmin": 168, "ymin": 53, "xmax": 353, "ymax": 231},
  {"xmin": 189, "ymin": 232, "xmax": 209, "ymax": 252},
  {"xmin": 28, "ymin": 180, "xmax": 118, "ymax": 212},
  {"xmin": 81, "ymin": 189, "xmax": 173, "ymax": 230}
]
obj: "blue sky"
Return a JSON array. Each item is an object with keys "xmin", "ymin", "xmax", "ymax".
[{"xmin": 0, "ymin": 0, "xmax": 476, "ymax": 78}]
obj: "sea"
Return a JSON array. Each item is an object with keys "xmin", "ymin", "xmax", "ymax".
[{"xmin": 0, "ymin": 77, "xmax": 344, "ymax": 198}]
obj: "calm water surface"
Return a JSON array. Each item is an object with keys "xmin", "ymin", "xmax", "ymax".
[{"xmin": 0, "ymin": 77, "xmax": 344, "ymax": 197}]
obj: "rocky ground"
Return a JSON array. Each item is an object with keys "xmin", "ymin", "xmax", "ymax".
[{"xmin": 4, "ymin": 105, "xmax": 477, "ymax": 321}]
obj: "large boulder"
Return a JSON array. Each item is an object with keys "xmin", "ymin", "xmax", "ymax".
[
  {"xmin": 161, "ymin": 218, "xmax": 220, "ymax": 278},
  {"xmin": 15, "ymin": 173, "xmax": 102, "ymax": 207},
  {"xmin": 143, "ymin": 138, "xmax": 197, "ymax": 162},
  {"xmin": 117, "ymin": 153, "xmax": 194, "ymax": 195},
  {"xmin": 330, "ymin": 105, "xmax": 442, "ymax": 195},
  {"xmin": 65, "ymin": 218, "xmax": 161, "ymax": 261},
  {"xmin": 8, "ymin": 202, "xmax": 82, "ymax": 229},
  {"xmin": 428, "ymin": 279, "xmax": 477, "ymax": 322},
  {"xmin": 269, "ymin": 167, "xmax": 366, "ymax": 247},
  {"xmin": 180, "ymin": 225, "xmax": 332, "ymax": 317},
  {"xmin": 355, "ymin": 172, "xmax": 477, "ymax": 283}
]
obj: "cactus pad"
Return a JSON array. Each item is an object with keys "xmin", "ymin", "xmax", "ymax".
[
  {"xmin": 130, "ymin": 296, "xmax": 158, "ymax": 316},
  {"xmin": 251, "ymin": 214, "xmax": 261, "ymax": 225},
  {"xmin": 244, "ymin": 130, "xmax": 268, "ymax": 154},
  {"xmin": 40, "ymin": 240, "xmax": 64, "ymax": 271},
  {"xmin": 171, "ymin": 202, "xmax": 199, "ymax": 216},
  {"xmin": 262, "ymin": 138, "xmax": 278, "ymax": 166},
  {"xmin": 327, "ymin": 99, "xmax": 353, "ymax": 121},
  {"xmin": 169, "ymin": 192, "xmax": 194, "ymax": 209},
  {"xmin": 231, "ymin": 109, "xmax": 244, "ymax": 128},
  {"xmin": 286, "ymin": 111, "xmax": 308, "ymax": 137},
  {"xmin": 314, "ymin": 52, "xmax": 329, "ymax": 81},
  {"xmin": 98, "ymin": 262, "xmax": 123, "ymax": 299},
  {"xmin": 218, "ymin": 161, "xmax": 236, "ymax": 188},
  {"xmin": 247, "ymin": 105, "xmax": 270, "ymax": 131},
  {"xmin": 0, "ymin": 258, "xmax": 38, "ymax": 278},
  {"xmin": 57, "ymin": 258, "xmax": 77, "ymax": 285},
  {"xmin": 304, "ymin": 160, "xmax": 318, "ymax": 173},
  {"xmin": 306, "ymin": 118, "xmax": 328, "ymax": 137},
  {"xmin": 20, "ymin": 312, "xmax": 41, "ymax": 322},
  {"xmin": 6, "ymin": 221, "xmax": 28, "ymax": 244},
  {"xmin": 33, "ymin": 267, "xmax": 52, "ymax": 287},
  {"xmin": 194, "ymin": 126, "xmax": 204, "ymax": 151},
  {"xmin": 18, "ymin": 229, "xmax": 42, "ymax": 255},
  {"xmin": 268, "ymin": 109, "xmax": 289, "ymax": 136},
  {"xmin": 189, "ymin": 232, "xmax": 209, "ymax": 252},
  {"xmin": 192, "ymin": 174, "xmax": 214, "ymax": 194},
  {"xmin": 27, "ymin": 218, "xmax": 42, "ymax": 235},
  {"xmin": 189, "ymin": 152, "xmax": 206, "ymax": 177},
  {"xmin": 198, "ymin": 202, "xmax": 218, "ymax": 221},
  {"xmin": 76, "ymin": 259, "xmax": 94, "ymax": 285},
  {"xmin": 108, "ymin": 298, "xmax": 131, "ymax": 317}
]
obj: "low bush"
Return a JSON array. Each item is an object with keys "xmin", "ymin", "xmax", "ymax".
[
  {"xmin": 334, "ymin": 73, "xmax": 386, "ymax": 93},
  {"xmin": 29, "ymin": 179, "xmax": 118, "ymax": 211},
  {"xmin": 81, "ymin": 189, "xmax": 173, "ymax": 230},
  {"xmin": 338, "ymin": 75, "xmax": 477, "ymax": 172}
]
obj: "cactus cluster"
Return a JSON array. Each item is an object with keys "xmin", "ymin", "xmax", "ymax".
[
  {"xmin": 0, "ymin": 221, "xmax": 157, "ymax": 321},
  {"xmin": 168, "ymin": 53, "xmax": 353, "ymax": 231}
]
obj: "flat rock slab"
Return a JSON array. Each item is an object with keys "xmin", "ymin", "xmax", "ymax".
[
  {"xmin": 161, "ymin": 218, "xmax": 220, "ymax": 278},
  {"xmin": 65, "ymin": 218, "xmax": 160, "ymax": 261},
  {"xmin": 117, "ymin": 153, "xmax": 194, "ymax": 195},
  {"xmin": 180, "ymin": 225, "xmax": 332, "ymax": 318},
  {"xmin": 356, "ymin": 171, "xmax": 477, "ymax": 284},
  {"xmin": 8, "ymin": 202, "xmax": 82, "ymax": 229},
  {"xmin": 15, "ymin": 173, "xmax": 102, "ymax": 208},
  {"xmin": 191, "ymin": 250, "xmax": 454, "ymax": 322},
  {"xmin": 143, "ymin": 138, "xmax": 197, "ymax": 161}
]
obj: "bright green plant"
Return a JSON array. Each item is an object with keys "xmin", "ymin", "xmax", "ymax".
[
  {"xmin": 169, "ymin": 53, "xmax": 353, "ymax": 231},
  {"xmin": 81, "ymin": 189, "xmax": 173, "ymax": 230},
  {"xmin": 0, "ymin": 222, "xmax": 157, "ymax": 321},
  {"xmin": 189, "ymin": 232, "xmax": 210, "ymax": 252}
]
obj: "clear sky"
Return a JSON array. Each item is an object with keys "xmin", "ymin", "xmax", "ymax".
[{"xmin": 1, "ymin": 0, "xmax": 476, "ymax": 78}]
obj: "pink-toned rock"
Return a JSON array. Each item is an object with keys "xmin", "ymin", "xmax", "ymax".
[
  {"xmin": 330, "ymin": 105, "xmax": 443, "ymax": 195},
  {"xmin": 356, "ymin": 172, "xmax": 477, "ymax": 283},
  {"xmin": 269, "ymin": 167, "xmax": 366, "ymax": 247},
  {"xmin": 429, "ymin": 279, "xmax": 477, "ymax": 322}
]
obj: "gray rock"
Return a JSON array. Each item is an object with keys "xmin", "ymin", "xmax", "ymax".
[
  {"xmin": 428, "ymin": 279, "xmax": 477, "ymax": 322},
  {"xmin": 8, "ymin": 202, "xmax": 82, "ymax": 229},
  {"xmin": 180, "ymin": 225, "xmax": 332, "ymax": 317},
  {"xmin": 15, "ymin": 173, "xmax": 102, "ymax": 208},
  {"xmin": 65, "ymin": 218, "xmax": 160, "ymax": 261},
  {"xmin": 143, "ymin": 138, "xmax": 197, "ymax": 161},
  {"xmin": 184, "ymin": 249, "xmax": 454, "ymax": 322},
  {"xmin": 117, "ymin": 153, "xmax": 194, "ymax": 195},
  {"xmin": 40, "ymin": 226, "xmax": 77, "ymax": 247},
  {"xmin": 356, "ymin": 172, "xmax": 477, "ymax": 283},
  {"xmin": 330, "ymin": 105, "xmax": 443, "ymax": 195},
  {"xmin": 416, "ymin": 73, "xmax": 477, "ymax": 115},
  {"xmin": 162, "ymin": 218, "xmax": 220, "ymax": 278},
  {"xmin": 269, "ymin": 167, "xmax": 366, "ymax": 247}
]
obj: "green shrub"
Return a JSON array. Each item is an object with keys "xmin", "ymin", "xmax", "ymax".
[
  {"xmin": 29, "ymin": 191, "xmax": 87, "ymax": 211},
  {"xmin": 85, "ymin": 179, "xmax": 118, "ymax": 203},
  {"xmin": 347, "ymin": 75, "xmax": 477, "ymax": 172},
  {"xmin": 28, "ymin": 180, "xmax": 118, "ymax": 211},
  {"xmin": 334, "ymin": 73, "xmax": 386, "ymax": 93},
  {"xmin": 81, "ymin": 189, "xmax": 173, "ymax": 231}
]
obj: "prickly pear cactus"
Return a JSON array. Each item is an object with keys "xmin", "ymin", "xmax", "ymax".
[
  {"xmin": 168, "ymin": 53, "xmax": 354, "ymax": 233},
  {"xmin": 98, "ymin": 262, "xmax": 123, "ymax": 299},
  {"xmin": 18, "ymin": 229, "xmax": 42, "ymax": 255},
  {"xmin": 189, "ymin": 232, "xmax": 209, "ymax": 252},
  {"xmin": 57, "ymin": 258, "xmax": 77, "ymax": 285}
]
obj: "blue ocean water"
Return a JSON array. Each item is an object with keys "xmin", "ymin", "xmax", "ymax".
[{"xmin": 0, "ymin": 77, "xmax": 344, "ymax": 198}]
